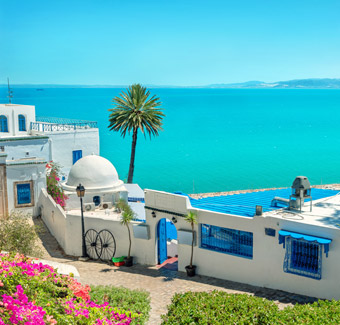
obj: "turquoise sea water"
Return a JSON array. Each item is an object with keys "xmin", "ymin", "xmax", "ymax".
[{"xmin": 1, "ymin": 88, "xmax": 340, "ymax": 193}]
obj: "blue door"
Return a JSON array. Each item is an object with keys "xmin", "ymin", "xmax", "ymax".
[
  {"xmin": 157, "ymin": 218, "xmax": 167, "ymax": 264},
  {"xmin": 72, "ymin": 150, "xmax": 82, "ymax": 164}
]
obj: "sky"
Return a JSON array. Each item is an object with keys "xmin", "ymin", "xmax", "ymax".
[{"xmin": 0, "ymin": 0, "xmax": 340, "ymax": 86}]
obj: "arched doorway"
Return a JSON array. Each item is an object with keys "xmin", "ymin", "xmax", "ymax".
[{"xmin": 157, "ymin": 218, "xmax": 178, "ymax": 270}]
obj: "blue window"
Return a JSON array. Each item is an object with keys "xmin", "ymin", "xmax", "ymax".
[
  {"xmin": 0, "ymin": 115, "xmax": 8, "ymax": 132},
  {"xmin": 72, "ymin": 150, "xmax": 82, "ymax": 164},
  {"xmin": 93, "ymin": 196, "xmax": 101, "ymax": 206},
  {"xmin": 200, "ymin": 224, "xmax": 253, "ymax": 258},
  {"xmin": 283, "ymin": 237, "xmax": 322, "ymax": 280},
  {"xmin": 16, "ymin": 183, "xmax": 32, "ymax": 205},
  {"xmin": 18, "ymin": 115, "xmax": 26, "ymax": 131}
]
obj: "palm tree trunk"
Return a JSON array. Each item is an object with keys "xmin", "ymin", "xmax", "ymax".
[
  {"xmin": 127, "ymin": 128, "xmax": 138, "ymax": 183},
  {"xmin": 127, "ymin": 224, "xmax": 131, "ymax": 258},
  {"xmin": 190, "ymin": 223, "xmax": 194, "ymax": 268}
]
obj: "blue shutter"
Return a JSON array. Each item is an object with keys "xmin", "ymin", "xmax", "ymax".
[
  {"xmin": 158, "ymin": 218, "xmax": 167, "ymax": 264},
  {"xmin": 0, "ymin": 115, "xmax": 8, "ymax": 132},
  {"xmin": 17, "ymin": 183, "xmax": 31, "ymax": 205},
  {"xmin": 72, "ymin": 150, "xmax": 83, "ymax": 164},
  {"xmin": 18, "ymin": 115, "xmax": 26, "ymax": 131}
]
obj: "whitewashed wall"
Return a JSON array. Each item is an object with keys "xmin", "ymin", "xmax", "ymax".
[
  {"xmin": 1, "ymin": 138, "xmax": 50, "ymax": 161},
  {"xmin": 48, "ymin": 129, "xmax": 99, "ymax": 175},
  {"xmin": 144, "ymin": 189, "xmax": 340, "ymax": 300},
  {"xmin": 6, "ymin": 163, "xmax": 46, "ymax": 216},
  {"xmin": 38, "ymin": 190, "xmax": 153, "ymax": 264},
  {"xmin": 0, "ymin": 104, "xmax": 35, "ymax": 137}
]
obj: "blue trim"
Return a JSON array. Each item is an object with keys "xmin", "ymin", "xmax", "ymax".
[
  {"xmin": 17, "ymin": 183, "xmax": 31, "ymax": 205},
  {"xmin": 18, "ymin": 115, "xmax": 26, "ymax": 131},
  {"xmin": 278, "ymin": 230, "xmax": 331, "ymax": 257},
  {"xmin": 0, "ymin": 115, "xmax": 8, "ymax": 132},
  {"xmin": 200, "ymin": 224, "xmax": 253, "ymax": 259},
  {"xmin": 72, "ymin": 150, "xmax": 82, "ymax": 164},
  {"xmin": 283, "ymin": 237, "xmax": 322, "ymax": 280},
  {"xmin": 128, "ymin": 197, "xmax": 145, "ymax": 203}
]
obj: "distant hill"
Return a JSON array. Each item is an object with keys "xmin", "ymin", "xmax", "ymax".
[
  {"xmin": 1, "ymin": 78, "xmax": 340, "ymax": 89},
  {"xmin": 206, "ymin": 78, "xmax": 340, "ymax": 89}
]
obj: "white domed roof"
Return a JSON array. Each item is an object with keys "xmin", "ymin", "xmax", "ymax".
[{"xmin": 63, "ymin": 155, "xmax": 123, "ymax": 191}]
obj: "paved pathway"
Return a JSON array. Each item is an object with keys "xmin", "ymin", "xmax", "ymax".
[{"xmin": 34, "ymin": 217, "xmax": 317, "ymax": 325}]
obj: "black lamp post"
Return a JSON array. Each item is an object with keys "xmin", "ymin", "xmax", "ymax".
[{"xmin": 76, "ymin": 183, "xmax": 87, "ymax": 258}]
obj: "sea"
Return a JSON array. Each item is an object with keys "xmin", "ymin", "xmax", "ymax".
[{"xmin": 1, "ymin": 87, "xmax": 340, "ymax": 194}]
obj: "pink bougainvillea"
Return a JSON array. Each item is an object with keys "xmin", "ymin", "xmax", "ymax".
[
  {"xmin": 46, "ymin": 161, "xmax": 68, "ymax": 209},
  {"xmin": 0, "ymin": 253, "xmax": 137, "ymax": 325}
]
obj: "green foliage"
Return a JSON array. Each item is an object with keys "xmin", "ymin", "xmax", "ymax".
[
  {"xmin": 117, "ymin": 199, "xmax": 136, "ymax": 258},
  {"xmin": 184, "ymin": 211, "xmax": 197, "ymax": 226},
  {"xmin": 90, "ymin": 285, "xmax": 151, "ymax": 325},
  {"xmin": 46, "ymin": 161, "xmax": 68, "ymax": 208},
  {"xmin": 117, "ymin": 199, "xmax": 136, "ymax": 226},
  {"xmin": 162, "ymin": 291, "xmax": 340, "ymax": 324},
  {"xmin": 108, "ymin": 84, "xmax": 164, "ymax": 183},
  {"xmin": 108, "ymin": 84, "xmax": 164, "ymax": 138},
  {"xmin": 0, "ymin": 211, "xmax": 42, "ymax": 257},
  {"xmin": 184, "ymin": 211, "xmax": 197, "ymax": 267},
  {"xmin": 162, "ymin": 291, "xmax": 277, "ymax": 324}
]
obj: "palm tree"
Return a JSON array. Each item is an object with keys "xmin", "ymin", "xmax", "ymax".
[
  {"xmin": 184, "ymin": 211, "xmax": 198, "ymax": 269},
  {"xmin": 108, "ymin": 84, "xmax": 164, "ymax": 183}
]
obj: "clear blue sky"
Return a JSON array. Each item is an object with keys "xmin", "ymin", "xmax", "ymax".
[{"xmin": 1, "ymin": 0, "xmax": 339, "ymax": 86}]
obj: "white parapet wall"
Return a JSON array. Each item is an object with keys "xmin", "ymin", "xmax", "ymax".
[
  {"xmin": 38, "ymin": 189, "xmax": 156, "ymax": 265},
  {"xmin": 144, "ymin": 189, "xmax": 340, "ymax": 301},
  {"xmin": 38, "ymin": 189, "xmax": 68, "ymax": 250}
]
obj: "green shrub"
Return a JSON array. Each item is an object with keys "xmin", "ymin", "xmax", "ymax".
[
  {"xmin": 278, "ymin": 299, "xmax": 340, "ymax": 324},
  {"xmin": 162, "ymin": 291, "xmax": 279, "ymax": 324},
  {"xmin": 90, "ymin": 285, "xmax": 151, "ymax": 324},
  {"xmin": 0, "ymin": 211, "xmax": 42, "ymax": 257},
  {"xmin": 162, "ymin": 291, "xmax": 340, "ymax": 324}
]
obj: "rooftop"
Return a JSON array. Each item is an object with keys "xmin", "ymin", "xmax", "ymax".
[{"xmin": 187, "ymin": 188, "xmax": 339, "ymax": 218}]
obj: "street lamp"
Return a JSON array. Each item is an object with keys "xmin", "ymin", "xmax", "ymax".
[{"xmin": 76, "ymin": 183, "xmax": 87, "ymax": 258}]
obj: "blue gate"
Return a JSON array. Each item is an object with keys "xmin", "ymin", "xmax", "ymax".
[{"xmin": 157, "ymin": 218, "xmax": 167, "ymax": 264}]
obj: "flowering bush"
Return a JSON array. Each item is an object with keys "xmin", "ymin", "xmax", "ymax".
[
  {"xmin": 46, "ymin": 161, "xmax": 68, "ymax": 209},
  {"xmin": 0, "ymin": 253, "xmax": 140, "ymax": 324}
]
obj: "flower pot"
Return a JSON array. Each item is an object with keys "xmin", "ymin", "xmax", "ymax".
[
  {"xmin": 124, "ymin": 256, "xmax": 133, "ymax": 267},
  {"xmin": 185, "ymin": 265, "xmax": 196, "ymax": 277},
  {"xmin": 112, "ymin": 256, "xmax": 126, "ymax": 266}
]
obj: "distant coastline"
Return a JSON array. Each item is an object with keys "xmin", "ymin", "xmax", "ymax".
[
  {"xmin": 191, "ymin": 184, "xmax": 340, "ymax": 199},
  {"xmin": 2, "ymin": 78, "xmax": 340, "ymax": 89}
]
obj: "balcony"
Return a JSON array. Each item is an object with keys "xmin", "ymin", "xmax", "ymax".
[{"xmin": 30, "ymin": 117, "xmax": 98, "ymax": 133}]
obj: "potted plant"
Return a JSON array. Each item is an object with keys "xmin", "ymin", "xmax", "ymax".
[
  {"xmin": 184, "ymin": 211, "xmax": 198, "ymax": 277},
  {"xmin": 117, "ymin": 199, "xmax": 135, "ymax": 267}
]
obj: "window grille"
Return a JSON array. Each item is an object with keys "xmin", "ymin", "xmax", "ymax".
[
  {"xmin": 0, "ymin": 115, "xmax": 8, "ymax": 132},
  {"xmin": 18, "ymin": 115, "xmax": 26, "ymax": 131},
  {"xmin": 17, "ymin": 183, "xmax": 31, "ymax": 205},
  {"xmin": 200, "ymin": 224, "xmax": 253, "ymax": 258},
  {"xmin": 72, "ymin": 150, "xmax": 82, "ymax": 164},
  {"xmin": 283, "ymin": 237, "xmax": 322, "ymax": 280}
]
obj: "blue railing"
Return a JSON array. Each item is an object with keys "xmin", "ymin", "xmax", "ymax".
[{"xmin": 30, "ymin": 116, "xmax": 98, "ymax": 132}]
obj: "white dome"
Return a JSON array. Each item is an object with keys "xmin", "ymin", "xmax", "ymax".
[{"xmin": 63, "ymin": 155, "xmax": 123, "ymax": 192}]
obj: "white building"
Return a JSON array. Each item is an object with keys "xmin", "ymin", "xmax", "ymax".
[
  {"xmin": 39, "ymin": 162, "xmax": 340, "ymax": 300},
  {"xmin": 38, "ymin": 155, "xmax": 146, "ymax": 261},
  {"xmin": 0, "ymin": 103, "xmax": 99, "ymax": 217}
]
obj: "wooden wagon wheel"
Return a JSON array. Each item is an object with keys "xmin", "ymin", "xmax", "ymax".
[
  {"xmin": 96, "ymin": 229, "xmax": 116, "ymax": 261},
  {"xmin": 84, "ymin": 229, "xmax": 102, "ymax": 260}
]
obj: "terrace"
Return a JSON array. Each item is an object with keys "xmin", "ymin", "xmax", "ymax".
[{"xmin": 30, "ymin": 116, "xmax": 98, "ymax": 133}]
